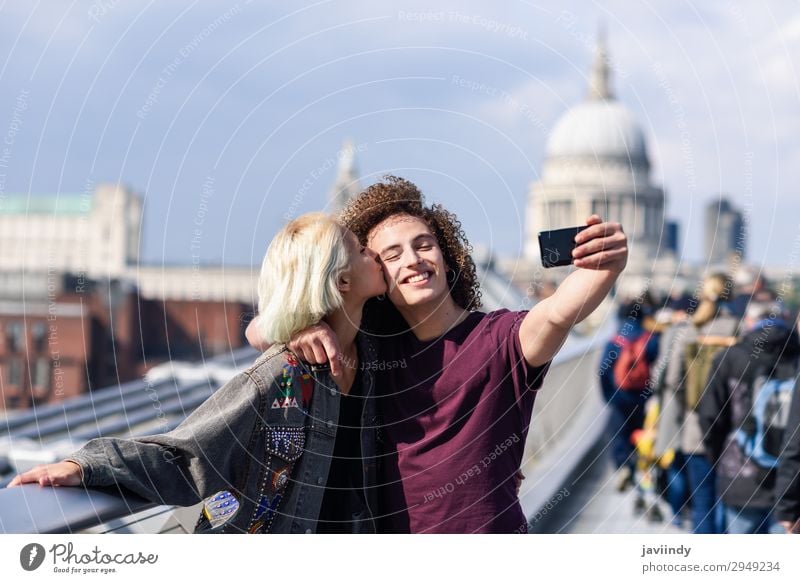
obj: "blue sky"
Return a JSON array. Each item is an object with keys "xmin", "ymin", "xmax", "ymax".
[{"xmin": 0, "ymin": 1, "xmax": 798, "ymax": 269}]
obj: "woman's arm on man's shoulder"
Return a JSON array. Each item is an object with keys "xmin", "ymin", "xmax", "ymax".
[{"xmin": 247, "ymin": 316, "xmax": 344, "ymax": 376}]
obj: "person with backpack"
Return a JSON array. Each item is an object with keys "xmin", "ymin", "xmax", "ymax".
[
  {"xmin": 655, "ymin": 273, "xmax": 740, "ymax": 533},
  {"xmin": 599, "ymin": 299, "xmax": 659, "ymax": 495},
  {"xmin": 699, "ymin": 301, "xmax": 800, "ymax": 534}
]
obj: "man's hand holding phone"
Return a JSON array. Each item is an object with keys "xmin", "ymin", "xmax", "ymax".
[{"xmin": 539, "ymin": 215, "xmax": 627, "ymax": 273}]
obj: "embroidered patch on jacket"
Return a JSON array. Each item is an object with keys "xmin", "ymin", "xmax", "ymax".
[
  {"xmin": 271, "ymin": 397, "xmax": 299, "ymax": 409},
  {"xmin": 274, "ymin": 360, "xmax": 302, "ymax": 413},
  {"xmin": 249, "ymin": 493, "xmax": 282, "ymax": 533},
  {"xmin": 279, "ymin": 365, "xmax": 294, "ymax": 395},
  {"xmin": 299, "ymin": 371, "xmax": 314, "ymax": 407},
  {"xmin": 200, "ymin": 490, "xmax": 240, "ymax": 530}
]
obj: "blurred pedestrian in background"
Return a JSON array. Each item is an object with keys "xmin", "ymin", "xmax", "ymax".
[
  {"xmin": 652, "ymin": 274, "xmax": 739, "ymax": 533},
  {"xmin": 700, "ymin": 301, "xmax": 800, "ymax": 534}
]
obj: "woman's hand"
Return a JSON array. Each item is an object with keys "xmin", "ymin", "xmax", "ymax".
[
  {"xmin": 572, "ymin": 215, "xmax": 628, "ymax": 273},
  {"xmin": 7, "ymin": 461, "xmax": 83, "ymax": 488},
  {"xmin": 247, "ymin": 317, "xmax": 344, "ymax": 376},
  {"xmin": 288, "ymin": 321, "xmax": 343, "ymax": 376}
]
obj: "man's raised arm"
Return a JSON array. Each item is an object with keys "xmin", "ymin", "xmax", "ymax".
[{"xmin": 520, "ymin": 215, "xmax": 627, "ymax": 368}]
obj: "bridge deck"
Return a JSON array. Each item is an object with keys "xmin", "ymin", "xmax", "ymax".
[{"xmin": 550, "ymin": 449, "xmax": 684, "ymax": 534}]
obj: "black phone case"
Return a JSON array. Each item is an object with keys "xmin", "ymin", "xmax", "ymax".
[{"xmin": 538, "ymin": 226, "xmax": 589, "ymax": 268}]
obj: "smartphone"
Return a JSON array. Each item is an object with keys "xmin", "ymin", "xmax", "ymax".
[{"xmin": 538, "ymin": 225, "xmax": 589, "ymax": 268}]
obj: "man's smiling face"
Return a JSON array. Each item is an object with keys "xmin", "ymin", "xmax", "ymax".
[{"xmin": 367, "ymin": 213, "xmax": 450, "ymax": 310}]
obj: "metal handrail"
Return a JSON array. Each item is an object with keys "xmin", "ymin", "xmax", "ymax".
[{"xmin": 0, "ymin": 483, "xmax": 155, "ymax": 534}]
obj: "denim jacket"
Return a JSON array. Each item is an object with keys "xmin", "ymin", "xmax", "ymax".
[{"xmin": 66, "ymin": 335, "xmax": 381, "ymax": 533}]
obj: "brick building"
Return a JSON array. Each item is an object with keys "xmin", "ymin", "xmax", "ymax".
[{"xmin": 0, "ymin": 185, "xmax": 256, "ymax": 412}]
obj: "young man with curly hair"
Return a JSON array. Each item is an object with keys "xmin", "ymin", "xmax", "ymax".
[{"xmin": 248, "ymin": 175, "xmax": 627, "ymax": 533}]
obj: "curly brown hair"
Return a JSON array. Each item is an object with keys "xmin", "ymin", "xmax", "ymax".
[{"xmin": 338, "ymin": 175, "xmax": 482, "ymax": 334}]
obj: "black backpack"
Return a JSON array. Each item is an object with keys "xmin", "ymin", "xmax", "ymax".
[{"xmin": 735, "ymin": 359, "xmax": 800, "ymax": 469}]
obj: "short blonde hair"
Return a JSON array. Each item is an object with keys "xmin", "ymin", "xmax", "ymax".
[{"xmin": 257, "ymin": 212, "xmax": 349, "ymax": 343}]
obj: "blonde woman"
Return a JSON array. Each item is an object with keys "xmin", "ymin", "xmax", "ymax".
[{"xmin": 8, "ymin": 212, "xmax": 387, "ymax": 534}]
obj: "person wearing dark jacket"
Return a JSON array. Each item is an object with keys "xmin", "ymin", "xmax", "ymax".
[
  {"xmin": 699, "ymin": 302, "xmax": 800, "ymax": 534},
  {"xmin": 775, "ymin": 373, "xmax": 800, "ymax": 533}
]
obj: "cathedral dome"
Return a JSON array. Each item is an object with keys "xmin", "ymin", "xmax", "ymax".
[{"xmin": 545, "ymin": 100, "xmax": 648, "ymax": 165}]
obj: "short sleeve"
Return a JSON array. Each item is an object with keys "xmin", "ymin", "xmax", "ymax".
[{"xmin": 488, "ymin": 309, "xmax": 551, "ymax": 413}]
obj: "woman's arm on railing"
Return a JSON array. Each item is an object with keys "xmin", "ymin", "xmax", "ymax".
[{"xmin": 6, "ymin": 371, "xmax": 262, "ymax": 508}]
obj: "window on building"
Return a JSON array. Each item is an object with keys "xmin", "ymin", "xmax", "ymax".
[
  {"xmin": 32, "ymin": 322, "xmax": 47, "ymax": 353},
  {"xmin": 31, "ymin": 358, "xmax": 50, "ymax": 399},
  {"xmin": 6, "ymin": 322, "xmax": 24, "ymax": 353},
  {"xmin": 8, "ymin": 358, "xmax": 22, "ymax": 386}
]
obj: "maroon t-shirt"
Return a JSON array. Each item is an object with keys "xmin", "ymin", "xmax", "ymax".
[{"xmin": 376, "ymin": 309, "xmax": 550, "ymax": 533}]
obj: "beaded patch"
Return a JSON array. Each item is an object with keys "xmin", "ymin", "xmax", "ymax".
[
  {"xmin": 244, "ymin": 428, "xmax": 304, "ymax": 533},
  {"xmin": 265, "ymin": 427, "xmax": 306, "ymax": 462}
]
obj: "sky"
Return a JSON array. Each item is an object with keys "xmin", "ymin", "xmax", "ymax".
[{"xmin": 0, "ymin": 0, "xmax": 798, "ymax": 270}]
